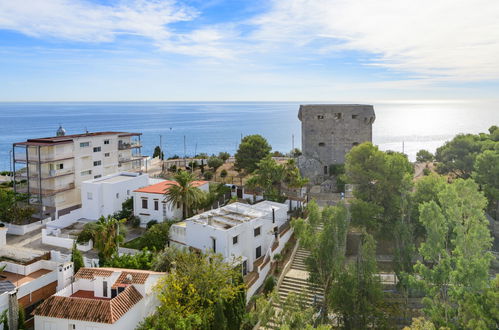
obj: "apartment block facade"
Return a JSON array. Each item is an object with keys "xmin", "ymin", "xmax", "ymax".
[{"xmin": 13, "ymin": 131, "xmax": 143, "ymax": 220}]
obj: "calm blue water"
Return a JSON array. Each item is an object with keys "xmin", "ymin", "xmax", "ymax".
[{"xmin": 0, "ymin": 101, "xmax": 498, "ymax": 171}]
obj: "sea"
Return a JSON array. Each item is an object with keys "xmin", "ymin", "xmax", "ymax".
[{"xmin": 0, "ymin": 101, "xmax": 498, "ymax": 171}]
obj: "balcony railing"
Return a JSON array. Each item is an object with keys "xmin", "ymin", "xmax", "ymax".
[
  {"xmin": 118, "ymin": 156, "xmax": 143, "ymax": 164},
  {"xmin": 14, "ymin": 153, "xmax": 74, "ymax": 163},
  {"xmin": 118, "ymin": 142, "xmax": 141, "ymax": 150},
  {"xmin": 17, "ymin": 182, "xmax": 75, "ymax": 196}
]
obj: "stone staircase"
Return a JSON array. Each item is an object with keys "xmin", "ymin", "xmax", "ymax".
[{"xmin": 260, "ymin": 245, "xmax": 324, "ymax": 329}]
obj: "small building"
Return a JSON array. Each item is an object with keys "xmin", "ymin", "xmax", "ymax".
[
  {"xmin": 0, "ymin": 228, "xmax": 73, "ymax": 328},
  {"xmin": 169, "ymin": 201, "xmax": 293, "ymax": 298},
  {"xmin": 33, "ymin": 267, "xmax": 165, "ymax": 330},
  {"xmin": 133, "ymin": 180, "xmax": 209, "ymax": 226},
  {"xmin": 81, "ymin": 172, "xmax": 150, "ymax": 220}
]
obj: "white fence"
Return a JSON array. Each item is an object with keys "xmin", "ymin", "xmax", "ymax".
[
  {"xmin": 46, "ymin": 208, "xmax": 84, "ymax": 229},
  {"xmin": 246, "ymin": 226, "xmax": 294, "ymax": 302},
  {"xmin": 0, "ymin": 217, "xmax": 51, "ymax": 235},
  {"xmin": 17, "ymin": 270, "xmax": 58, "ymax": 299},
  {"xmin": 41, "ymin": 228, "xmax": 93, "ymax": 252},
  {"xmin": 0, "ymin": 259, "xmax": 58, "ymax": 276},
  {"xmin": 50, "ymin": 250, "xmax": 99, "ymax": 268}
]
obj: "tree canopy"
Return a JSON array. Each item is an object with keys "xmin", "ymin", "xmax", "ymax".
[
  {"xmin": 138, "ymin": 251, "xmax": 246, "ymax": 330},
  {"xmin": 234, "ymin": 134, "xmax": 271, "ymax": 173},
  {"xmin": 411, "ymin": 179, "xmax": 494, "ymax": 329},
  {"xmin": 164, "ymin": 171, "xmax": 205, "ymax": 219}
]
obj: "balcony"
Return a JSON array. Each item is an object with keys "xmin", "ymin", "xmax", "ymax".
[
  {"xmin": 118, "ymin": 142, "xmax": 141, "ymax": 150},
  {"xmin": 118, "ymin": 156, "xmax": 143, "ymax": 164},
  {"xmin": 14, "ymin": 153, "xmax": 74, "ymax": 164},
  {"xmin": 17, "ymin": 182, "xmax": 75, "ymax": 197},
  {"xmin": 18, "ymin": 168, "xmax": 75, "ymax": 180}
]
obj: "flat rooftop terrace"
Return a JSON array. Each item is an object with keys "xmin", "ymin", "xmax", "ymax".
[
  {"xmin": 190, "ymin": 203, "xmax": 264, "ymax": 230},
  {"xmin": 0, "ymin": 269, "xmax": 52, "ymax": 287},
  {"xmin": 92, "ymin": 173, "xmax": 140, "ymax": 184}
]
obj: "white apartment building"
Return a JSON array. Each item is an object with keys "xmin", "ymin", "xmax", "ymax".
[
  {"xmin": 169, "ymin": 201, "xmax": 289, "ymax": 276},
  {"xmin": 13, "ymin": 129, "xmax": 144, "ymax": 220},
  {"xmin": 81, "ymin": 172, "xmax": 150, "ymax": 220},
  {"xmin": 133, "ymin": 180, "xmax": 209, "ymax": 227},
  {"xmin": 33, "ymin": 268, "xmax": 165, "ymax": 330}
]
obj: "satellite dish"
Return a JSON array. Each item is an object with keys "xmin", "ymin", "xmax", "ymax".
[{"xmin": 126, "ymin": 274, "xmax": 133, "ymax": 281}]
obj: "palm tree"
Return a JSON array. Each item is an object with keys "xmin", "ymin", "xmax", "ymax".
[
  {"xmin": 165, "ymin": 171, "xmax": 205, "ymax": 219},
  {"xmin": 77, "ymin": 215, "xmax": 126, "ymax": 263}
]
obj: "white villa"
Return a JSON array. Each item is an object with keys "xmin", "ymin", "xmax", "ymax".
[
  {"xmin": 81, "ymin": 172, "xmax": 153, "ymax": 220},
  {"xmin": 133, "ymin": 180, "xmax": 209, "ymax": 227},
  {"xmin": 33, "ymin": 268, "xmax": 165, "ymax": 330},
  {"xmin": 169, "ymin": 201, "xmax": 293, "ymax": 298}
]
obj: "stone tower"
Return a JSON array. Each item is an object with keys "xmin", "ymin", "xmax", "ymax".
[{"xmin": 297, "ymin": 104, "xmax": 375, "ymax": 184}]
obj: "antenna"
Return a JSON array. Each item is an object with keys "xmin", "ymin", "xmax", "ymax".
[{"xmin": 292, "ymin": 134, "xmax": 295, "ymax": 151}]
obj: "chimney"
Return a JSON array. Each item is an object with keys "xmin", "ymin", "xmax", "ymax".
[{"xmin": 8, "ymin": 290, "xmax": 19, "ymax": 330}]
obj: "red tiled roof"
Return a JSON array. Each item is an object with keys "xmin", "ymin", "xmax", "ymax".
[
  {"xmin": 134, "ymin": 180, "xmax": 208, "ymax": 195},
  {"xmin": 74, "ymin": 268, "xmax": 114, "ymax": 280},
  {"xmin": 33, "ymin": 285, "xmax": 143, "ymax": 324},
  {"xmin": 112, "ymin": 271, "xmax": 150, "ymax": 288}
]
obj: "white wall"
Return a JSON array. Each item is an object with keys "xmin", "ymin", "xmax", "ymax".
[
  {"xmin": 41, "ymin": 228, "xmax": 93, "ymax": 252},
  {"xmin": 81, "ymin": 173, "xmax": 149, "ymax": 220},
  {"xmin": 133, "ymin": 191, "xmax": 182, "ymax": 226},
  {"xmin": 133, "ymin": 182, "xmax": 209, "ymax": 227},
  {"xmin": 0, "ymin": 217, "xmax": 51, "ymax": 235},
  {"xmin": 46, "ymin": 208, "xmax": 83, "ymax": 229}
]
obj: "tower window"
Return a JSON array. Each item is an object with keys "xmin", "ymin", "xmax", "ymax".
[
  {"xmin": 324, "ymin": 166, "xmax": 328, "ymax": 175},
  {"xmin": 317, "ymin": 115, "xmax": 324, "ymax": 120},
  {"xmin": 352, "ymin": 115, "xmax": 358, "ymax": 119},
  {"xmin": 334, "ymin": 113, "xmax": 342, "ymax": 120},
  {"xmin": 318, "ymin": 142, "xmax": 325, "ymax": 147},
  {"xmin": 352, "ymin": 142, "xmax": 359, "ymax": 147}
]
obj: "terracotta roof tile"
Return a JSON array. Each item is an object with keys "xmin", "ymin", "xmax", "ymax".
[
  {"xmin": 74, "ymin": 268, "xmax": 114, "ymax": 280},
  {"xmin": 134, "ymin": 180, "xmax": 208, "ymax": 195},
  {"xmin": 33, "ymin": 286, "xmax": 143, "ymax": 324},
  {"xmin": 112, "ymin": 271, "xmax": 150, "ymax": 288}
]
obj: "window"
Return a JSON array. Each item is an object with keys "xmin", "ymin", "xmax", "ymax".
[
  {"xmin": 93, "ymin": 147, "xmax": 101, "ymax": 152},
  {"xmin": 254, "ymin": 226, "xmax": 261, "ymax": 237},
  {"xmin": 318, "ymin": 142, "xmax": 325, "ymax": 147},
  {"xmin": 116, "ymin": 193, "xmax": 119, "ymax": 199},
  {"xmin": 162, "ymin": 202, "xmax": 167, "ymax": 217},
  {"xmin": 104, "ymin": 152, "xmax": 110, "ymax": 157},
  {"xmin": 233, "ymin": 235, "xmax": 238, "ymax": 245},
  {"xmin": 57, "ymin": 163, "xmax": 64, "ymax": 170},
  {"xmin": 352, "ymin": 114, "xmax": 358, "ymax": 119},
  {"xmin": 68, "ymin": 324, "xmax": 75, "ymax": 330},
  {"xmin": 212, "ymin": 237, "xmax": 216, "ymax": 252},
  {"xmin": 81, "ymin": 170, "xmax": 92, "ymax": 176},
  {"xmin": 324, "ymin": 166, "xmax": 328, "ymax": 175},
  {"xmin": 80, "ymin": 142, "xmax": 90, "ymax": 148},
  {"xmin": 103, "ymin": 281, "xmax": 108, "ymax": 297},
  {"xmin": 93, "ymin": 160, "xmax": 102, "ymax": 166},
  {"xmin": 94, "ymin": 175, "xmax": 102, "ymax": 179},
  {"xmin": 256, "ymin": 246, "xmax": 262, "ymax": 259},
  {"xmin": 127, "ymin": 189, "xmax": 130, "ymax": 196},
  {"xmin": 87, "ymin": 192, "xmax": 93, "ymax": 200},
  {"xmin": 334, "ymin": 113, "xmax": 342, "ymax": 120},
  {"xmin": 352, "ymin": 142, "xmax": 359, "ymax": 147},
  {"xmin": 317, "ymin": 115, "xmax": 324, "ymax": 119},
  {"xmin": 142, "ymin": 198, "xmax": 148, "ymax": 209},
  {"xmin": 154, "ymin": 200, "xmax": 159, "ymax": 211},
  {"xmin": 104, "ymin": 140, "xmax": 110, "ymax": 145}
]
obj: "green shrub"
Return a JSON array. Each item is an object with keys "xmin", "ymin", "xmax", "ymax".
[
  {"xmin": 220, "ymin": 169, "xmax": 228, "ymax": 179},
  {"xmin": 263, "ymin": 275, "xmax": 276, "ymax": 295},
  {"xmin": 146, "ymin": 220, "xmax": 158, "ymax": 229},
  {"xmin": 129, "ymin": 215, "xmax": 141, "ymax": 228},
  {"xmin": 423, "ymin": 168, "xmax": 431, "ymax": 176},
  {"xmin": 203, "ymin": 171, "xmax": 214, "ymax": 180}
]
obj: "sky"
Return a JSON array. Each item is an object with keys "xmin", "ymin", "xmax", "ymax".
[{"xmin": 0, "ymin": 0, "xmax": 499, "ymax": 101}]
